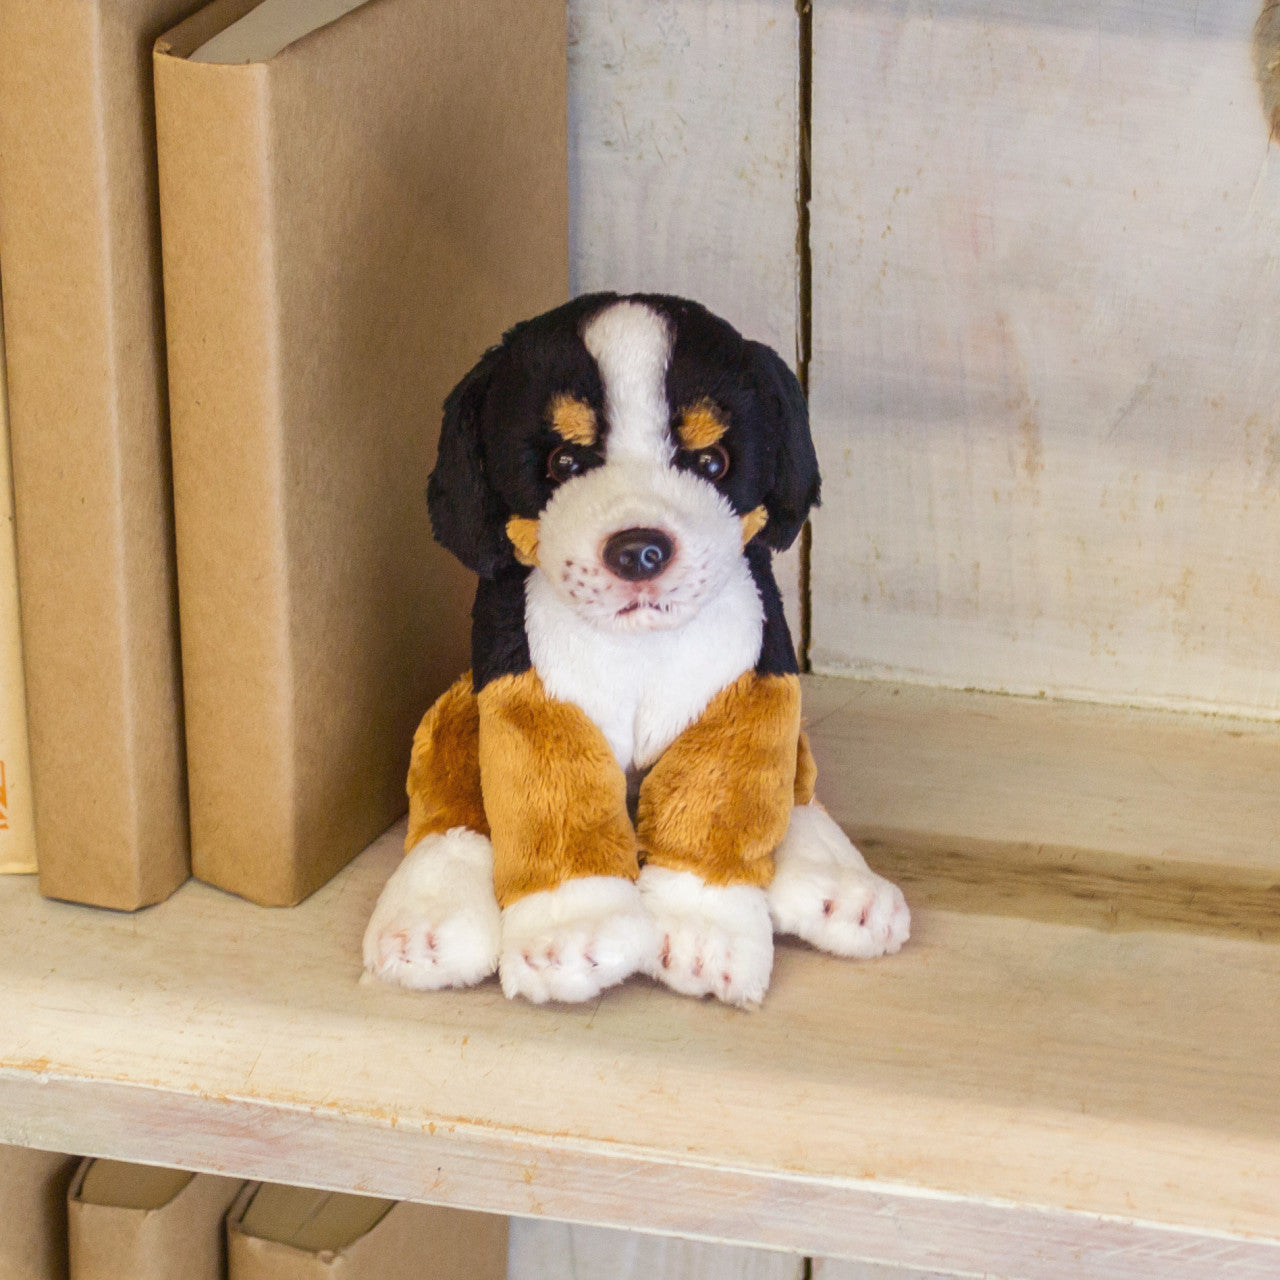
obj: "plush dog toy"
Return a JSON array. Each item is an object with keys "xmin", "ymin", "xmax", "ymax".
[{"xmin": 363, "ymin": 293, "xmax": 909, "ymax": 1007}]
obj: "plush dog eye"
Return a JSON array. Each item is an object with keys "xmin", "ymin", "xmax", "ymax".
[
  {"xmin": 689, "ymin": 444, "xmax": 730, "ymax": 482},
  {"xmin": 547, "ymin": 443, "xmax": 595, "ymax": 484}
]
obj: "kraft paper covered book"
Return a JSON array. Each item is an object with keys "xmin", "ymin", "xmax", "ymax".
[
  {"xmin": 226, "ymin": 1183, "xmax": 507, "ymax": 1280},
  {"xmin": 154, "ymin": 0, "xmax": 568, "ymax": 905},
  {"xmin": 0, "ymin": 1144, "xmax": 78, "ymax": 1280},
  {"xmin": 0, "ymin": 0, "xmax": 202, "ymax": 909},
  {"xmin": 0, "ymin": 298, "xmax": 36, "ymax": 876},
  {"xmin": 68, "ymin": 1159, "xmax": 244, "ymax": 1280}
]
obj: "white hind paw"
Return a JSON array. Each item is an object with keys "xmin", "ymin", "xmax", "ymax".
[
  {"xmin": 362, "ymin": 828, "xmax": 501, "ymax": 990},
  {"xmin": 767, "ymin": 803, "xmax": 910, "ymax": 959}
]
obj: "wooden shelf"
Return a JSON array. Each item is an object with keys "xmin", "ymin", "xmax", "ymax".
[{"xmin": 2, "ymin": 677, "xmax": 1279, "ymax": 1279}]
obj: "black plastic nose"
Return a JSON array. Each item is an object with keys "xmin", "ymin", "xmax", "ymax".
[{"xmin": 602, "ymin": 527, "xmax": 674, "ymax": 581}]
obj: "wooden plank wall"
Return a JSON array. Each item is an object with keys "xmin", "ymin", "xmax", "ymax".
[
  {"xmin": 509, "ymin": 1221, "xmax": 805, "ymax": 1280},
  {"xmin": 809, "ymin": 0, "xmax": 1280, "ymax": 718},
  {"xmin": 566, "ymin": 0, "xmax": 805, "ymax": 633},
  {"xmin": 507, "ymin": 1223, "xmax": 952, "ymax": 1280}
]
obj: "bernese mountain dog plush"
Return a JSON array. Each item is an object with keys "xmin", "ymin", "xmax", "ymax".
[{"xmin": 363, "ymin": 293, "xmax": 909, "ymax": 1007}]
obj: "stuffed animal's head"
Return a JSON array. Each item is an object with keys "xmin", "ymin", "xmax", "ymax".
[{"xmin": 428, "ymin": 293, "xmax": 820, "ymax": 633}]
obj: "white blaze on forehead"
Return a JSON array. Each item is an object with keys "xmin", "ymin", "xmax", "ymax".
[{"xmin": 582, "ymin": 301, "xmax": 674, "ymax": 464}]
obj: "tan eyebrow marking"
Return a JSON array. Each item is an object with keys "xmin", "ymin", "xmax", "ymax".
[
  {"xmin": 547, "ymin": 394, "xmax": 598, "ymax": 446},
  {"xmin": 677, "ymin": 398, "xmax": 728, "ymax": 450}
]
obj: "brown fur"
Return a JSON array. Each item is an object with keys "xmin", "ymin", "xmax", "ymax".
[
  {"xmin": 795, "ymin": 728, "xmax": 817, "ymax": 805},
  {"xmin": 740, "ymin": 505, "xmax": 769, "ymax": 546},
  {"xmin": 477, "ymin": 669, "xmax": 639, "ymax": 906},
  {"xmin": 636, "ymin": 672, "xmax": 802, "ymax": 887},
  {"xmin": 677, "ymin": 398, "xmax": 728, "ymax": 450},
  {"xmin": 405, "ymin": 670, "xmax": 817, "ymax": 899},
  {"xmin": 405, "ymin": 673, "xmax": 489, "ymax": 849},
  {"xmin": 506, "ymin": 516, "xmax": 540, "ymax": 567},
  {"xmin": 548, "ymin": 393, "xmax": 598, "ymax": 446}
]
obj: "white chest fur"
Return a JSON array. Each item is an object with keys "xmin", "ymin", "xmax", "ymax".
[{"xmin": 524, "ymin": 559, "xmax": 764, "ymax": 771}]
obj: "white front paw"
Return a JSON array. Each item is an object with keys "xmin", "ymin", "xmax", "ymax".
[
  {"xmin": 638, "ymin": 866, "xmax": 774, "ymax": 1009},
  {"xmin": 767, "ymin": 803, "xmax": 910, "ymax": 959},
  {"xmin": 499, "ymin": 876, "xmax": 657, "ymax": 1004},
  {"xmin": 362, "ymin": 828, "xmax": 501, "ymax": 990}
]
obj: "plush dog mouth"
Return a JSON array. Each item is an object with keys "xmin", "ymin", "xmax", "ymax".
[
  {"xmin": 616, "ymin": 600, "xmax": 669, "ymax": 617},
  {"xmin": 609, "ymin": 596, "xmax": 692, "ymax": 630}
]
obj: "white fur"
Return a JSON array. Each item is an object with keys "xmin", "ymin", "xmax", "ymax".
[
  {"xmin": 362, "ymin": 828, "xmax": 501, "ymax": 990},
  {"xmin": 582, "ymin": 301, "xmax": 674, "ymax": 464},
  {"xmin": 526, "ymin": 559, "xmax": 763, "ymax": 771},
  {"xmin": 638, "ymin": 865, "xmax": 774, "ymax": 1009},
  {"xmin": 499, "ymin": 875, "xmax": 658, "ymax": 1004},
  {"xmin": 535, "ymin": 456, "xmax": 746, "ymax": 633},
  {"xmin": 531, "ymin": 297, "xmax": 766, "ymax": 770},
  {"xmin": 767, "ymin": 803, "xmax": 911, "ymax": 958}
]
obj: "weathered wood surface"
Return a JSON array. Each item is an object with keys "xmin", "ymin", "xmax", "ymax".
[
  {"xmin": 2, "ymin": 679, "xmax": 1279, "ymax": 1278},
  {"xmin": 567, "ymin": 0, "xmax": 799, "ymax": 363},
  {"xmin": 567, "ymin": 0, "xmax": 804, "ymax": 633},
  {"xmin": 802, "ymin": 676, "xmax": 1280, "ymax": 877},
  {"xmin": 809, "ymin": 0, "xmax": 1280, "ymax": 716},
  {"xmin": 814, "ymin": 1263, "xmax": 957, "ymax": 1280}
]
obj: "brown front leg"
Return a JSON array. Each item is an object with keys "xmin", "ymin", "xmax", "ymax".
[
  {"xmin": 476, "ymin": 669, "xmax": 639, "ymax": 908},
  {"xmin": 404, "ymin": 673, "xmax": 488, "ymax": 851},
  {"xmin": 636, "ymin": 671, "xmax": 803, "ymax": 887}
]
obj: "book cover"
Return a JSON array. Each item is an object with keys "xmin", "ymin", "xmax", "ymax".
[
  {"xmin": 227, "ymin": 1183, "xmax": 507, "ymax": 1280},
  {"xmin": 153, "ymin": 0, "xmax": 567, "ymax": 905},
  {"xmin": 67, "ymin": 1158, "xmax": 243, "ymax": 1280},
  {"xmin": 0, "ymin": 1144, "xmax": 78, "ymax": 1280},
  {"xmin": 0, "ymin": 0, "xmax": 204, "ymax": 908}
]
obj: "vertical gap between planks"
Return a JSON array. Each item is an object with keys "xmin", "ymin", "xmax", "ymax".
[{"xmin": 796, "ymin": 0, "xmax": 814, "ymax": 670}]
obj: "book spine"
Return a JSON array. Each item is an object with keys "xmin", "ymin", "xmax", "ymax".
[
  {"xmin": 0, "ymin": 1144, "xmax": 77, "ymax": 1280},
  {"xmin": 69, "ymin": 1159, "xmax": 245, "ymax": 1280},
  {"xmin": 226, "ymin": 1186, "xmax": 508, "ymax": 1280},
  {"xmin": 0, "ymin": 0, "xmax": 193, "ymax": 908},
  {"xmin": 154, "ymin": 35, "xmax": 298, "ymax": 905},
  {"xmin": 0, "ymin": 302, "xmax": 37, "ymax": 875}
]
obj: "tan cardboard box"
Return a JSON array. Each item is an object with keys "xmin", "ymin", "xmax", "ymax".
[
  {"xmin": 226, "ymin": 1183, "xmax": 507, "ymax": 1280},
  {"xmin": 0, "ymin": 0, "xmax": 204, "ymax": 909},
  {"xmin": 154, "ymin": 0, "xmax": 567, "ymax": 905},
  {"xmin": 0, "ymin": 292, "xmax": 37, "ymax": 876},
  {"xmin": 67, "ymin": 1159, "xmax": 243, "ymax": 1280},
  {"xmin": 0, "ymin": 1144, "xmax": 77, "ymax": 1280}
]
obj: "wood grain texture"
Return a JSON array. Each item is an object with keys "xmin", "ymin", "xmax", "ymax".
[
  {"xmin": 567, "ymin": 0, "xmax": 804, "ymax": 633},
  {"xmin": 801, "ymin": 676, "xmax": 1280, "ymax": 875},
  {"xmin": 567, "ymin": 0, "xmax": 799, "ymax": 363},
  {"xmin": 2, "ymin": 680, "xmax": 1279, "ymax": 1278},
  {"xmin": 814, "ymin": 1263, "xmax": 957, "ymax": 1280},
  {"xmin": 508, "ymin": 1220, "xmax": 803, "ymax": 1280},
  {"xmin": 809, "ymin": 0, "xmax": 1280, "ymax": 716}
]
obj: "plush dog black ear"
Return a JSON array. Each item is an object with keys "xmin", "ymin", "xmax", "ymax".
[
  {"xmin": 747, "ymin": 341, "xmax": 821, "ymax": 551},
  {"xmin": 427, "ymin": 346, "xmax": 514, "ymax": 577}
]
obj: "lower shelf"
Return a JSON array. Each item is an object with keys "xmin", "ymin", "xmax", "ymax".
[{"xmin": 2, "ymin": 677, "xmax": 1278, "ymax": 1280}]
